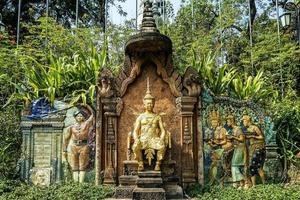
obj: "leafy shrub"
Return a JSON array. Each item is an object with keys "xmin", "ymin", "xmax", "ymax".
[
  {"xmin": 186, "ymin": 183, "xmax": 300, "ymax": 200},
  {"xmin": 0, "ymin": 181, "xmax": 114, "ymax": 200},
  {"xmin": 272, "ymin": 95, "xmax": 300, "ymax": 179},
  {"xmin": 0, "ymin": 106, "xmax": 21, "ymax": 179}
]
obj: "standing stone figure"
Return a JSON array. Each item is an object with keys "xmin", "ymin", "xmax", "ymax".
[
  {"xmin": 132, "ymin": 78, "xmax": 169, "ymax": 171},
  {"xmin": 63, "ymin": 105, "xmax": 94, "ymax": 183},
  {"xmin": 242, "ymin": 115, "xmax": 266, "ymax": 187},
  {"xmin": 225, "ymin": 115, "xmax": 247, "ymax": 189},
  {"xmin": 207, "ymin": 110, "xmax": 234, "ymax": 186}
]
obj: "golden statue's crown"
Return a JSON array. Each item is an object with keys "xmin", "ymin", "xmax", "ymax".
[
  {"xmin": 144, "ymin": 77, "xmax": 154, "ymax": 100},
  {"xmin": 209, "ymin": 109, "xmax": 220, "ymax": 121}
]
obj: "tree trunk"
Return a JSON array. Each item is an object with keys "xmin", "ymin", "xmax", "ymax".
[
  {"xmin": 99, "ymin": 0, "xmax": 106, "ymax": 32},
  {"xmin": 247, "ymin": 0, "xmax": 257, "ymax": 35}
]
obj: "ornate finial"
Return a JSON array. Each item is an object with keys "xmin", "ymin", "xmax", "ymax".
[
  {"xmin": 141, "ymin": 0, "xmax": 159, "ymax": 33},
  {"xmin": 144, "ymin": 77, "xmax": 154, "ymax": 100}
]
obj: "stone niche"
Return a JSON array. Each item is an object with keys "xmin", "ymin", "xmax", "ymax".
[
  {"xmin": 118, "ymin": 62, "xmax": 182, "ymax": 177},
  {"xmin": 95, "ymin": 2, "xmax": 202, "ymax": 199}
]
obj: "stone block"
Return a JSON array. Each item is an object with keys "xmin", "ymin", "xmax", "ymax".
[
  {"xmin": 138, "ymin": 170, "xmax": 161, "ymax": 178},
  {"xmin": 119, "ymin": 175, "xmax": 138, "ymax": 186},
  {"xmin": 132, "ymin": 187, "xmax": 166, "ymax": 200},
  {"xmin": 115, "ymin": 186, "xmax": 135, "ymax": 199},
  {"xmin": 163, "ymin": 184, "xmax": 183, "ymax": 199},
  {"xmin": 136, "ymin": 177, "xmax": 163, "ymax": 188}
]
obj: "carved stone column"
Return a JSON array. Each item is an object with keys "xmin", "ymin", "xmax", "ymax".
[
  {"xmin": 182, "ymin": 67, "xmax": 202, "ymax": 185},
  {"xmin": 102, "ymin": 98, "xmax": 119, "ymax": 184},
  {"xmin": 177, "ymin": 96, "xmax": 197, "ymax": 188},
  {"xmin": 96, "ymin": 68, "xmax": 119, "ymax": 185}
]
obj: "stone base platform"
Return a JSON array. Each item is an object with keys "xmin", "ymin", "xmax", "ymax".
[
  {"xmin": 116, "ymin": 170, "xmax": 183, "ymax": 199},
  {"xmin": 133, "ymin": 171, "xmax": 166, "ymax": 200}
]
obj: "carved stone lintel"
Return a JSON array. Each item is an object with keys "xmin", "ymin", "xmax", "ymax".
[{"xmin": 117, "ymin": 52, "xmax": 181, "ymax": 98}]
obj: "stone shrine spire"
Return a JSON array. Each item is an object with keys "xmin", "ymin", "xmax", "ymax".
[{"xmin": 141, "ymin": 0, "xmax": 159, "ymax": 33}]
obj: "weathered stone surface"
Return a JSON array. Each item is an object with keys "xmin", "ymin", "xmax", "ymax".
[
  {"xmin": 264, "ymin": 144, "xmax": 283, "ymax": 182},
  {"xmin": 136, "ymin": 177, "xmax": 163, "ymax": 188},
  {"xmin": 119, "ymin": 175, "xmax": 138, "ymax": 186},
  {"xmin": 138, "ymin": 170, "xmax": 161, "ymax": 178},
  {"xmin": 115, "ymin": 186, "xmax": 135, "ymax": 199},
  {"xmin": 132, "ymin": 187, "xmax": 166, "ymax": 200},
  {"xmin": 163, "ymin": 184, "xmax": 183, "ymax": 199}
]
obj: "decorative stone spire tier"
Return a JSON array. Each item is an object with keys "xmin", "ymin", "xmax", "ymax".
[
  {"xmin": 141, "ymin": 0, "xmax": 159, "ymax": 33},
  {"xmin": 124, "ymin": 0, "xmax": 172, "ymax": 54}
]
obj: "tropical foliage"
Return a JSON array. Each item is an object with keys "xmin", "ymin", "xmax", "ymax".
[
  {"xmin": 0, "ymin": 180, "xmax": 114, "ymax": 199},
  {"xmin": 272, "ymin": 95, "xmax": 300, "ymax": 178},
  {"xmin": 6, "ymin": 45, "xmax": 106, "ymax": 107},
  {"xmin": 0, "ymin": 106, "xmax": 21, "ymax": 179},
  {"xmin": 190, "ymin": 50, "xmax": 236, "ymax": 96},
  {"xmin": 230, "ymin": 70, "xmax": 276, "ymax": 101}
]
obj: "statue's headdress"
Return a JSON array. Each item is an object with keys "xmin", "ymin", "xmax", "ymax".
[
  {"xmin": 242, "ymin": 115, "xmax": 251, "ymax": 122},
  {"xmin": 143, "ymin": 77, "xmax": 154, "ymax": 101},
  {"xmin": 226, "ymin": 114, "xmax": 236, "ymax": 124},
  {"xmin": 209, "ymin": 108, "xmax": 220, "ymax": 121},
  {"xmin": 73, "ymin": 110, "xmax": 87, "ymax": 119}
]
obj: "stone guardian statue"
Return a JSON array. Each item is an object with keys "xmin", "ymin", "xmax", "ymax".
[{"xmin": 63, "ymin": 105, "xmax": 94, "ymax": 183}]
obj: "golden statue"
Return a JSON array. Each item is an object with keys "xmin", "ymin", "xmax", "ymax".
[
  {"xmin": 63, "ymin": 105, "xmax": 94, "ymax": 183},
  {"xmin": 132, "ymin": 78, "xmax": 170, "ymax": 171}
]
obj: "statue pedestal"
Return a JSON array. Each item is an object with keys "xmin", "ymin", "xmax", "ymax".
[
  {"xmin": 264, "ymin": 144, "xmax": 283, "ymax": 182},
  {"xmin": 116, "ymin": 159, "xmax": 182, "ymax": 199},
  {"xmin": 133, "ymin": 171, "xmax": 166, "ymax": 200}
]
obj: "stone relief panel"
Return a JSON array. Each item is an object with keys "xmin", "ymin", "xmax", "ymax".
[{"xmin": 201, "ymin": 90, "xmax": 277, "ymax": 187}]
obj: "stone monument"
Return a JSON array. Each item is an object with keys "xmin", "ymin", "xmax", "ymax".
[{"xmin": 95, "ymin": 0, "xmax": 202, "ymax": 198}]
